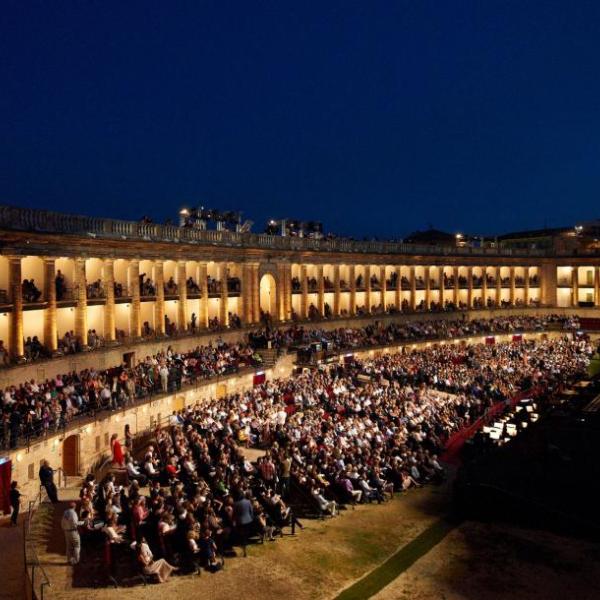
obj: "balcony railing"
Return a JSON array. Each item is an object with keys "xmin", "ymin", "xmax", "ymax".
[{"xmin": 0, "ymin": 204, "xmax": 550, "ymax": 257}]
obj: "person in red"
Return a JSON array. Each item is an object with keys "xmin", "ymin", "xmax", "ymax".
[{"xmin": 110, "ymin": 433, "xmax": 124, "ymax": 467}]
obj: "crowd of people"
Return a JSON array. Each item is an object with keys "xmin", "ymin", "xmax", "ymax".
[
  {"xmin": 66, "ymin": 330, "xmax": 592, "ymax": 581},
  {"xmin": 248, "ymin": 314, "xmax": 581, "ymax": 351},
  {"xmin": 1, "ymin": 340, "xmax": 262, "ymax": 450},
  {"xmin": 0, "ymin": 315, "xmax": 582, "ymax": 452}
]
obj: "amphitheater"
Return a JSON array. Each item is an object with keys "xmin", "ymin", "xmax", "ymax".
[{"xmin": 2, "ymin": 206, "xmax": 600, "ymax": 600}]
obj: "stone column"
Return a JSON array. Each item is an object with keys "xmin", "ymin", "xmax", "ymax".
[
  {"xmin": 316, "ymin": 264, "xmax": 325, "ymax": 316},
  {"xmin": 495, "ymin": 266, "xmax": 502, "ymax": 307},
  {"xmin": 481, "ymin": 268, "xmax": 488, "ymax": 306},
  {"xmin": 8, "ymin": 256, "xmax": 24, "ymax": 359},
  {"xmin": 276, "ymin": 264, "xmax": 286, "ymax": 321},
  {"xmin": 453, "ymin": 266, "xmax": 460, "ymax": 306},
  {"xmin": 252, "ymin": 263, "xmax": 260, "ymax": 323},
  {"xmin": 540, "ymin": 263, "xmax": 556, "ymax": 307},
  {"xmin": 380, "ymin": 265, "xmax": 387, "ymax": 311},
  {"xmin": 154, "ymin": 260, "xmax": 165, "ymax": 335},
  {"xmin": 129, "ymin": 260, "xmax": 141, "ymax": 338},
  {"xmin": 409, "ymin": 266, "xmax": 416, "ymax": 310},
  {"xmin": 364, "ymin": 265, "xmax": 372, "ymax": 313},
  {"xmin": 509, "ymin": 266, "xmax": 516, "ymax": 306},
  {"xmin": 199, "ymin": 262, "xmax": 209, "ymax": 328},
  {"xmin": 284, "ymin": 263, "xmax": 292, "ymax": 320},
  {"xmin": 424, "ymin": 266, "xmax": 431, "ymax": 309},
  {"xmin": 467, "ymin": 266, "xmax": 473, "ymax": 308},
  {"xmin": 300, "ymin": 264, "xmax": 308, "ymax": 319},
  {"xmin": 103, "ymin": 259, "xmax": 116, "ymax": 342},
  {"xmin": 177, "ymin": 261, "xmax": 187, "ymax": 331},
  {"xmin": 349, "ymin": 265, "xmax": 356, "ymax": 315},
  {"xmin": 43, "ymin": 257, "xmax": 58, "ymax": 352},
  {"xmin": 241, "ymin": 263, "xmax": 252, "ymax": 324},
  {"xmin": 74, "ymin": 258, "xmax": 88, "ymax": 346},
  {"xmin": 572, "ymin": 266, "xmax": 578, "ymax": 308},
  {"xmin": 396, "ymin": 266, "xmax": 402, "ymax": 311},
  {"xmin": 219, "ymin": 262, "xmax": 229, "ymax": 327},
  {"xmin": 333, "ymin": 264, "xmax": 341, "ymax": 316}
]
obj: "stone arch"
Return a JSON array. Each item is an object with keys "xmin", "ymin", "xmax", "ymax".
[{"xmin": 259, "ymin": 273, "xmax": 277, "ymax": 317}]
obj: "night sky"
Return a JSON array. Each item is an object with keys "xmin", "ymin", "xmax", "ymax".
[{"xmin": 2, "ymin": 1, "xmax": 600, "ymax": 239}]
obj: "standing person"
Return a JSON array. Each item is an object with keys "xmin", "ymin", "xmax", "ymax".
[
  {"xmin": 110, "ymin": 433, "xmax": 124, "ymax": 467},
  {"xmin": 39, "ymin": 460, "xmax": 58, "ymax": 503},
  {"xmin": 61, "ymin": 501, "xmax": 82, "ymax": 565},
  {"xmin": 9, "ymin": 481, "xmax": 21, "ymax": 526}
]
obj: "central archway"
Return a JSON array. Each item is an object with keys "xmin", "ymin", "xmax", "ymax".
[{"xmin": 259, "ymin": 273, "xmax": 277, "ymax": 317}]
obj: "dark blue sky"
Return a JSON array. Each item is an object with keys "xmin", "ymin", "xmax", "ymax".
[{"xmin": 2, "ymin": 1, "xmax": 600, "ymax": 238}]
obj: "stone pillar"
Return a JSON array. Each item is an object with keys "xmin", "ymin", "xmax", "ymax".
[
  {"xmin": 467, "ymin": 266, "xmax": 473, "ymax": 308},
  {"xmin": 364, "ymin": 265, "xmax": 372, "ymax": 313},
  {"xmin": 316, "ymin": 264, "xmax": 325, "ymax": 316},
  {"xmin": 276, "ymin": 264, "xmax": 286, "ymax": 321},
  {"xmin": 74, "ymin": 258, "xmax": 88, "ymax": 346},
  {"xmin": 130, "ymin": 260, "xmax": 142, "ymax": 338},
  {"xmin": 540, "ymin": 263, "xmax": 556, "ymax": 307},
  {"xmin": 396, "ymin": 266, "xmax": 402, "ymax": 311},
  {"xmin": 349, "ymin": 265, "xmax": 356, "ymax": 315},
  {"xmin": 333, "ymin": 264, "xmax": 341, "ymax": 316},
  {"xmin": 509, "ymin": 266, "xmax": 516, "ymax": 306},
  {"xmin": 481, "ymin": 268, "xmax": 488, "ymax": 307},
  {"xmin": 424, "ymin": 266, "xmax": 431, "ymax": 309},
  {"xmin": 154, "ymin": 261, "xmax": 165, "ymax": 335},
  {"xmin": 219, "ymin": 262, "xmax": 229, "ymax": 327},
  {"xmin": 252, "ymin": 263, "xmax": 260, "ymax": 323},
  {"xmin": 43, "ymin": 257, "xmax": 58, "ymax": 352},
  {"xmin": 103, "ymin": 259, "xmax": 116, "ymax": 342},
  {"xmin": 241, "ymin": 264, "xmax": 252, "ymax": 324},
  {"xmin": 572, "ymin": 266, "xmax": 578, "ymax": 308},
  {"xmin": 495, "ymin": 266, "xmax": 502, "ymax": 307},
  {"xmin": 595, "ymin": 266, "xmax": 600, "ymax": 307},
  {"xmin": 380, "ymin": 265, "xmax": 387, "ymax": 311},
  {"xmin": 8, "ymin": 256, "xmax": 24, "ymax": 359},
  {"xmin": 199, "ymin": 262, "xmax": 209, "ymax": 328},
  {"xmin": 453, "ymin": 266, "xmax": 460, "ymax": 306},
  {"xmin": 300, "ymin": 264, "xmax": 308, "ymax": 319},
  {"xmin": 177, "ymin": 261, "xmax": 187, "ymax": 331},
  {"xmin": 524, "ymin": 267, "xmax": 530, "ymax": 306},
  {"xmin": 409, "ymin": 266, "xmax": 416, "ymax": 310},
  {"xmin": 284, "ymin": 263, "xmax": 292, "ymax": 320}
]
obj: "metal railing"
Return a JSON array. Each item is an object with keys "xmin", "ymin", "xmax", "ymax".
[
  {"xmin": 24, "ymin": 487, "xmax": 51, "ymax": 600},
  {"xmin": 0, "ymin": 204, "xmax": 549, "ymax": 257}
]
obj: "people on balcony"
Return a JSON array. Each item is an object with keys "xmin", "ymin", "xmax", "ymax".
[
  {"xmin": 307, "ymin": 276, "xmax": 318, "ymax": 292},
  {"xmin": 86, "ymin": 279, "xmax": 105, "ymax": 299},
  {"xmin": 207, "ymin": 276, "xmax": 221, "ymax": 295},
  {"xmin": 22, "ymin": 278, "xmax": 41, "ymax": 302},
  {"xmin": 186, "ymin": 277, "xmax": 200, "ymax": 294},
  {"xmin": 24, "ymin": 336, "xmax": 46, "ymax": 361},
  {"xmin": 56, "ymin": 270, "xmax": 66, "ymax": 300},
  {"xmin": 401, "ymin": 275, "xmax": 410, "ymax": 288},
  {"xmin": 355, "ymin": 274, "xmax": 363, "ymax": 289},
  {"xmin": 229, "ymin": 312, "xmax": 242, "ymax": 328},
  {"xmin": 114, "ymin": 282, "xmax": 125, "ymax": 298},
  {"xmin": 370, "ymin": 274, "xmax": 380, "ymax": 289},
  {"xmin": 386, "ymin": 271, "xmax": 398, "ymax": 289},
  {"xmin": 140, "ymin": 274, "xmax": 156, "ymax": 296},
  {"xmin": 164, "ymin": 277, "xmax": 178, "ymax": 295}
]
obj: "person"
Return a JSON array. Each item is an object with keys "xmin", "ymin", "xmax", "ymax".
[
  {"xmin": 136, "ymin": 536, "xmax": 178, "ymax": 583},
  {"xmin": 233, "ymin": 490, "xmax": 254, "ymax": 555},
  {"xmin": 61, "ymin": 501, "xmax": 82, "ymax": 565},
  {"xmin": 39, "ymin": 460, "xmax": 58, "ymax": 503},
  {"xmin": 110, "ymin": 433, "xmax": 124, "ymax": 467},
  {"xmin": 10, "ymin": 481, "xmax": 21, "ymax": 526}
]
